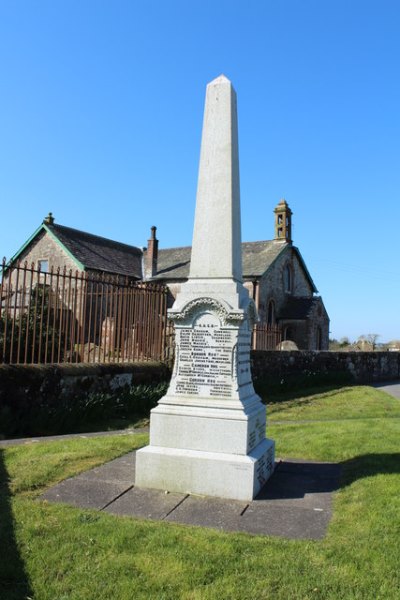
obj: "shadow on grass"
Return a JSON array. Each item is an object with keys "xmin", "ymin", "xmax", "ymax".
[
  {"xmin": 341, "ymin": 453, "xmax": 400, "ymax": 487},
  {"xmin": 0, "ymin": 449, "xmax": 33, "ymax": 600},
  {"xmin": 259, "ymin": 384, "xmax": 352, "ymax": 405},
  {"xmin": 257, "ymin": 453, "xmax": 400, "ymax": 501}
]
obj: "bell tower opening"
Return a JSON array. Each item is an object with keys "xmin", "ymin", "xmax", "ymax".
[{"xmin": 274, "ymin": 199, "xmax": 293, "ymax": 244}]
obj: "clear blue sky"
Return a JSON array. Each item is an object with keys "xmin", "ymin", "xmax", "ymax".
[{"xmin": 1, "ymin": 1, "xmax": 399, "ymax": 343}]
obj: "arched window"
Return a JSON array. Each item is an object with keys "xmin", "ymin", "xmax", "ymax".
[
  {"xmin": 316, "ymin": 327, "xmax": 322, "ymax": 350},
  {"xmin": 267, "ymin": 300, "xmax": 275, "ymax": 326},
  {"xmin": 284, "ymin": 264, "xmax": 293, "ymax": 293}
]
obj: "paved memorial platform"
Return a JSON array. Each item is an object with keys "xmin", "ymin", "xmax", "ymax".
[{"xmin": 41, "ymin": 451, "xmax": 341, "ymax": 540}]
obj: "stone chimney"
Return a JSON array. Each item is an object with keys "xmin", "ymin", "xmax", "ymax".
[
  {"xmin": 145, "ymin": 226, "xmax": 158, "ymax": 279},
  {"xmin": 44, "ymin": 212, "xmax": 55, "ymax": 225},
  {"xmin": 274, "ymin": 199, "xmax": 292, "ymax": 244}
]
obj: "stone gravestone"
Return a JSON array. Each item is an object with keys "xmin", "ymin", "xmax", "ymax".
[{"xmin": 135, "ymin": 75, "xmax": 275, "ymax": 501}]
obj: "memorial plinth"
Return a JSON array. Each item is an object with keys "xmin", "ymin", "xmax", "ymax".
[{"xmin": 135, "ymin": 75, "xmax": 275, "ymax": 501}]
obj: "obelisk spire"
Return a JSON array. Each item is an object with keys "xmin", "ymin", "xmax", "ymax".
[
  {"xmin": 189, "ymin": 75, "xmax": 243, "ymax": 282},
  {"xmin": 135, "ymin": 76, "xmax": 275, "ymax": 502}
]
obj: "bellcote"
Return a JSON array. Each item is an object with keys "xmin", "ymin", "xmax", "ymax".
[{"xmin": 274, "ymin": 199, "xmax": 292, "ymax": 244}]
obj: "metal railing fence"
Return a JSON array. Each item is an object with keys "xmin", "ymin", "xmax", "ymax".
[
  {"xmin": 1, "ymin": 259, "xmax": 282, "ymax": 365},
  {"xmin": 0, "ymin": 259, "xmax": 168, "ymax": 365},
  {"xmin": 252, "ymin": 323, "xmax": 282, "ymax": 351}
]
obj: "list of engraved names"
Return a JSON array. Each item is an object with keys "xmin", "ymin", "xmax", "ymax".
[{"xmin": 174, "ymin": 324, "xmax": 235, "ymax": 397}]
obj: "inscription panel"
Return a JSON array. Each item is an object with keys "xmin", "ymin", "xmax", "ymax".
[
  {"xmin": 256, "ymin": 444, "xmax": 275, "ymax": 488},
  {"xmin": 247, "ymin": 413, "xmax": 266, "ymax": 452},
  {"xmin": 172, "ymin": 312, "xmax": 241, "ymax": 398}
]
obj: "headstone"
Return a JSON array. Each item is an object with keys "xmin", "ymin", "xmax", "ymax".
[{"xmin": 135, "ymin": 75, "xmax": 275, "ymax": 501}]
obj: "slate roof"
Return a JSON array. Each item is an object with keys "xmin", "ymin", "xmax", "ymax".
[
  {"xmin": 154, "ymin": 246, "xmax": 192, "ymax": 279},
  {"xmin": 151, "ymin": 241, "xmax": 287, "ymax": 280},
  {"xmin": 241, "ymin": 241, "xmax": 288, "ymax": 277},
  {"xmin": 46, "ymin": 223, "xmax": 143, "ymax": 278},
  {"xmin": 10, "ymin": 218, "xmax": 317, "ymax": 290},
  {"xmin": 278, "ymin": 296, "xmax": 320, "ymax": 320},
  {"xmin": 7, "ymin": 221, "xmax": 143, "ymax": 279}
]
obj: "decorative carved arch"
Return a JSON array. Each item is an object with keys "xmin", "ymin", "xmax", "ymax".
[{"xmin": 169, "ymin": 296, "xmax": 256, "ymax": 328}]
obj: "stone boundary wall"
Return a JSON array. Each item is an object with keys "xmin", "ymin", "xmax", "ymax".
[
  {"xmin": 251, "ymin": 351, "xmax": 400, "ymax": 384},
  {"xmin": 1, "ymin": 351, "xmax": 398, "ymax": 415},
  {"xmin": 0, "ymin": 362, "xmax": 170, "ymax": 412}
]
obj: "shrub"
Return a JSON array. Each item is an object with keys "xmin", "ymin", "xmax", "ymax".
[{"xmin": 0, "ymin": 380, "xmax": 169, "ymax": 438}]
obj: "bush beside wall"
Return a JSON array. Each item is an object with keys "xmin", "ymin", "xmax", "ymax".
[{"xmin": 0, "ymin": 362, "xmax": 170, "ymax": 438}]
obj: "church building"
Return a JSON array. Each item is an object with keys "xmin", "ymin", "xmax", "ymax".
[
  {"xmin": 144, "ymin": 199, "xmax": 330, "ymax": 351},
  {"xmin": 4, "ymin": 200, "xmax": 330, "ymax": 351}
]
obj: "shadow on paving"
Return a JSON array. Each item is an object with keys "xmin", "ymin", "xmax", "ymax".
[{"xmin": 0, "ymin": 449, "xmax": 33, "ymax": 600}]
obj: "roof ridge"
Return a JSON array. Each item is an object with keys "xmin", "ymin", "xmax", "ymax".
[
  {"xmin": 156, "ymin": 245, "xmax": 192, "ymax": 252},
  {"xmin": 241, "ymin": 239, "xmax": 274, "ymax": 244},
  {"xmin": 156, "ymin": 240, "xmax": 276, "ymax": 252}
]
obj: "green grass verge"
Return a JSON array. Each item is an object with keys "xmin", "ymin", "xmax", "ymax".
[
  {"xmin": 1, "ymin": 385, "xmax": 399, "ymax": 599},
  {"xmin": 267, "ymin": 385, "xmax": 400, "ymax": 422}
]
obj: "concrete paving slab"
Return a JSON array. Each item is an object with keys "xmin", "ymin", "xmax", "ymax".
[
  {"xmin": 165, "ymin": 495, "xmax": 248, "ymax": 531},
  {"xmin": 42, "ymin": 478, "xmax": 132, "ymax": 510},
  {"xmin": 75, "ymin": 452, "xmax": 136, "ymax": 485},
  {"xmin": 104, "ymin": 487, "xmax": 187, "ymax": 520},
  {"xmin": 238, "ymin": 502, "xmax": 331, "ymax": 539}
]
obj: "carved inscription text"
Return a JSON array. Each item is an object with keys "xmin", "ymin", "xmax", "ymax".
[{"xmin": 173, "ymin": 312, "xmax": 236, "ymax": 398}]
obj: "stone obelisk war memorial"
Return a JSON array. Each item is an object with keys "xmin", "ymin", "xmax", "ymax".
[{"xmin": 135, "ymin": 75, "xmax": 275, "ymax": 501}]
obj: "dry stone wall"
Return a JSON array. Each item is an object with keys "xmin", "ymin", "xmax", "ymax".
[{"xmin": 251, "ymin": 351, "xmax": 400, "ymax": 384}]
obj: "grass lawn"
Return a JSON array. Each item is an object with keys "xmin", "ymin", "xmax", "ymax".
[{"xmin": 1, "ymin": 385, "xmax": 399, "ymax": 599}]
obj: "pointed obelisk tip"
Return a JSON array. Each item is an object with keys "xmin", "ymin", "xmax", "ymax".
[{"xmin": 209, "ymin": 73, "xmax": 231, "ymax": 85}]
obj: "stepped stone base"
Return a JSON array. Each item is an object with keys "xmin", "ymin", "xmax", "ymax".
[{"xmin": 135, "ymin": 438, "xmax": 275, "ymax": 501}]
